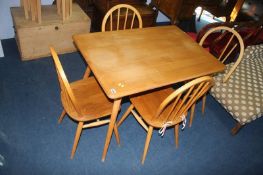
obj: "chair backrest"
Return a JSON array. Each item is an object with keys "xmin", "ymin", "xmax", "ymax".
[
  {"xmin": 195, "ymin": 22, "xmax": 235, "ymax": 44},
  {"xmin": 49, "ymin": 47, "xmax": 81, "ymax": 115},
  {"xmin": 199, "ymin": 26, "xmax": 245, "ymax": 83},
  {"xmin": 155, "ymin": 76, "xmax": 214, "ymax": 125},
  {"xmin": 101, "ymin": 4, "xmax": 143, "ymax": 32}
]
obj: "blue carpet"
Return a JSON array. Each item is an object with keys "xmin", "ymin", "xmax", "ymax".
[{"xmin": 0, "ymin": 39, "xmax": 263, "ymax": 175}]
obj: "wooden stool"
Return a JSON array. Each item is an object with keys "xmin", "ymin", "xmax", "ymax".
[
  {"xmin": 21, "ymin": 0, "xmax": 41, "ymax": 23},
  {"xmin": 21, "ymin": 0, "xmax": 73, "ymax": 23},
  {"xmin": 56, "ymin": 0, "xmax": 73, "ymax": 22}
]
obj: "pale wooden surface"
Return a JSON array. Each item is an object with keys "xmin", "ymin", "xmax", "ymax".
[
  {"xmin": 74, "ymin": 26, "xmax": 225, "ymax": 99},
  {"xmin": 11, "ymin": 4, "xmax": 90, "ymax": 60},
  {"xmin": 73, "ymin": 25, "xmax": 225, "ymax": 162}
]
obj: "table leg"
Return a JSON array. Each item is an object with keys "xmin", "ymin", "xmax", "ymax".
[
  {"xmin": 101, "ymin": 98, "xmax": 122, "ymax": 162},
  {"xmin": 83, "ymin": 67, "xmax": 91, "ymax": 79}
]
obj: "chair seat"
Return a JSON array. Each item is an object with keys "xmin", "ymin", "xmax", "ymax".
[
  {"xmin": 210, "ymin": 45, "xmax": 263, "ymax": 125},
  {"xmin": 61, "ymin": 77, "xmax": 113, "ymax": 122},
  {"xmin": 130, "ymin": 87, "xmax": 180, "ymax": 127}
]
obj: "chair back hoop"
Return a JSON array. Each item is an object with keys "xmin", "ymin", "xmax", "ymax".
[
  {"xmin": 101, "ymin": 4, "xmax": 143, "ymax": 32},
  {"xmin": 155, "ymin": 76, "xmax": 214, "ymax": 124},
  {"xmin": 49, "ymin": 47, "xmax": 81, "ymax": 115},
  {"xmin": 195, "ymin": 22, "xmax": 236, "ymax": 43},
  {"xmin": 199, "ymin": 26, "xmax": 245, "ymax": 83}
]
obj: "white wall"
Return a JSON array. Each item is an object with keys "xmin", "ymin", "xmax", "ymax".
[
  {"xmin": 0, "ymin": 0, "xmax": 168, "ymax": 40},
  {"xmin": 0, "ymin": 0, "xmax": 53, "ymax": 40}
]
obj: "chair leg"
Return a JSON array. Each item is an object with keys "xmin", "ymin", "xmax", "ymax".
[
  {"xmin": 70, "ymin": 122, "xmax": 83, "ymax": 159},
  {"xmin": 83, "ymin": 67, "xmax": 91, "ymax": 79},
  {"xmin": 189, "ymin": 104, "xmax": 195, "ymax": 127},
  {"xmin": 113, "ymin": 124, "xmax": 120, "ymax": 145},
  {"xmin": 231, "ymin": 122, "xmax": 243, "ymax": 135},
  {"xmin": 58, "ymin": 109, "xmax": 66, "ymax": 124},
  {"xmin": 117, "ymin": 104, "xmax": 134, "ymax": 127},
  {"xmin": 141, "ymin": 126, "xmax": 153, "ymax": 165},
  {"xmin": 175, "ymin": 124, "xmax": 179, "ymax": 148},
  {"xmin": 202, "ymin": 95, "xmax": 206, "ymax": 115}
]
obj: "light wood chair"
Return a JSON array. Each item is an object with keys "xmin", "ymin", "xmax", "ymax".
[
  {"xmin": 190, "ymin": 26, "xmax": 245, "ymax": 127},
  {"xmin": 199, "ymin": 26, "xmax": 245, "ymax": 83},
  {"xmin": 101, "ymin": 4, "xmax": 143, "ymax": 32},
  {"xmin": 50, "ymin": 47, "xmax": 120, "ymax": 159},
  {"xmin": 117, "ymin": 76, "xmax": 214, "ymax": 164}
]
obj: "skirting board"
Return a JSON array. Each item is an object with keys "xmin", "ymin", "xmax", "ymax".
[{"xmin": 0, "ymin": 40, "xmax": 4, "ymax": 57}]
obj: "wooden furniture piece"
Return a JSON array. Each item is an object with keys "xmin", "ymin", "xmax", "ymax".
[
  {"xmin": 101, "ymin": 4, "xmax": 143, "ymax": 32},
  {"xmin": 11, "ymin": 3, "xmax": 90, "ymax": 61},
  {"xmin": 117, "ymin": 76, "xmax": 214, "ymax": 164},
  {"xmin": 73, "ymin": 25, "xmax": 225, "ymax": 161},
  {"xmin": 150, "ymin": 0, "xmax": 245, "ymax": 24},
  {"xmin": 91, "ymin": 0, "xmax": 157, "ymax": 32},
  {"xmin": 49, "ymin": 47, "xmax": 120, "ymax": 159},
  {"xmin": 199, "ymin": 26, "xmax": 245, "ymax": 82},
  {"xmin": 190, "ymin": 26, "xmax": 245, "ymax": 127},
  {"xmin": 73, "ymin": 0, "xmax": 95, "ymax": 31},
  {"xmin": 21, "ymin": 0, "xmax": 74, "ymax": 23},
  {"xmin": 210, "ymin": 44, "xmax": 263, "ymax": 134},
  {"xmin": 73, "ymin": 0, "xmax": 94, "ymax": 15},
  {"xmin": 150, "ymin": 0, "xmax": 183, "ymax": 24},
  {"xmin": 21, "ymin": 0, "xmax": 42, "ymax": 23},
  {"xmin": 56, "ymin": 0, "xmax": 73, "ymax": 22},
  {"xmin": 197, "ymin": 0, "xmax": 239, "ymax": 22}
]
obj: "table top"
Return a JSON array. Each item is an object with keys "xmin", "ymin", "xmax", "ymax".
[{"xmin": 73, "ymin": 25, "xmax": 225, "ymax": 99}]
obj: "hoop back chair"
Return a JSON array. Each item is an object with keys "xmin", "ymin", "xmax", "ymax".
[
  {"xmin": 50, "ymin": 47, "xmax": 120, "ymax": 159},
  {"xmin": 117, "ymin": 76, "xmax": 214, "ymax": 164},
  {"xmin": 101, "ymin": 4, "xmax": 143, "ymax": 32},
  {"xmin": 193, "ymin": 26, "xmax": 245, "ymax": 123},
  {"xmin": 199, "ymin": 26, "xmax": 245, "ymax": 83}
]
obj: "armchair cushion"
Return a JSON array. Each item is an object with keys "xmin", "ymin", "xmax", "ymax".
[{"xmin": 210, "ymin": 44, "xmax": 263, "ymax": 125}]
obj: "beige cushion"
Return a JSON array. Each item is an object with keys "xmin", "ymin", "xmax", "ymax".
[{"xmin": 210, "ymin": 44, "xmax": 263, "ymax": 125}]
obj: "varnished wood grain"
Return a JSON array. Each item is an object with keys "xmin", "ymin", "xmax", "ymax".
[{"xmin": 73, "ymin": 26, "xmax": 225, "ymax": 99}]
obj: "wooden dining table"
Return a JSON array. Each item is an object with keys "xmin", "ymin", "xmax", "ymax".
[{"xmin": 73, "ymin": 25, "xmax": 225, "ymax": 161}]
